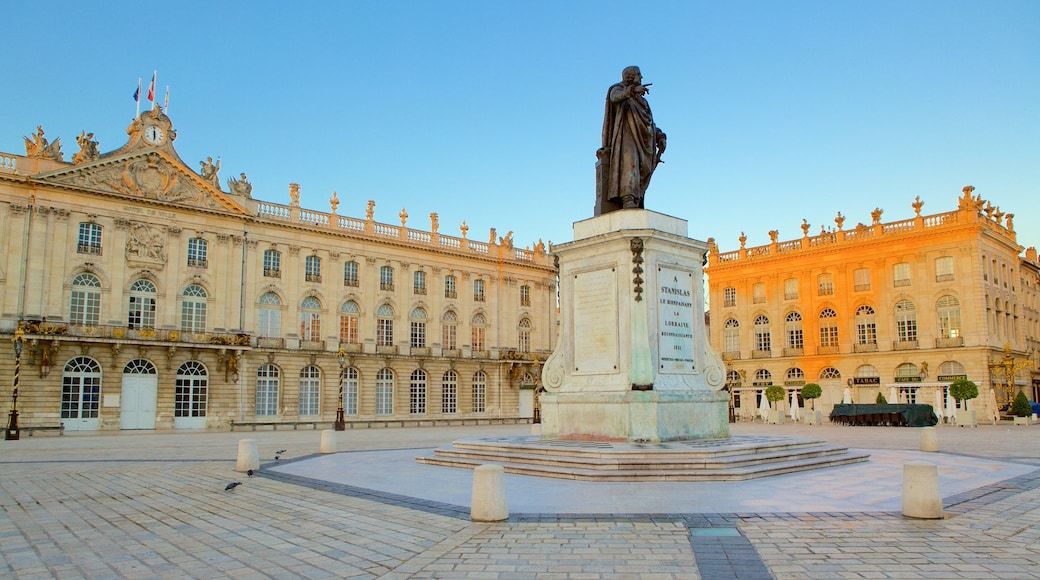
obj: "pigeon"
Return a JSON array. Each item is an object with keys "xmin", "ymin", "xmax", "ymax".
[
  {"xmin": 225, "ymin": 481, "xmax": 242, "ymax": 491},
  {"xmin": 274, "ymin": 449, "xmax": 287, "ymax": 461},
  {"xmin": 247, "ymin": 469, "xmax": 255, "ymax": 477}
]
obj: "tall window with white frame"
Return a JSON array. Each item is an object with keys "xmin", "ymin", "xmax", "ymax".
[
  {"xmin": 937, "ymin": 295, "xmax": 962, "ymax": 340},
  {"xmin": 70, "ymin": 273, "xmax": 102, "ymax": 327},
  {"xmin": 77, "ymin": 222, "xmax": 102, "ymax": 255},
  {"xmin": 376, "ymin": 304, "xmax": 395, "ymax": 347},
  {"xmin": 187, "ymin": 237, "xmax": 208, "ymax": 268},
  {"xmin": 818, "ymin": 309, "xmax": 838, "ymax": 349},
  {"xmin": 784, "ymin": 278, "xmax": 798, "ymax": 300},
  {"xmin": 442, "ymin": 311, "xmax": 458, "ymax": 350},
  {"xmin": 894, "ymin": 300, "xmax": 918, "ymax": 344},
  {"xmin": 343, "ymin": 260, "xmax": 359, "ymax": 287},
  {"xmin": 263, "ymin": 249, "xmax": 281, "ymax": 278},
  {"xmin": 723, "ymin": 286, "xmax": 736, "ymax": 307},
  {"xmin": 723, "ymin": 319, "xmax": 740, "ymax": 355},
  {"xmin": 298, "ymin": 366, "xmax": 320, "ymax": 416},
  {"xmin": 414, "ymin": 270, "xmax": 426, "ymax": 295},
  {"xmin": 343, "ymin": 367, "xmax": 359, "ymax": 415},
  {"xmin": 935, "ymin": 256, "xmax": 955, "ymax": 282},
  {"xmin": 471, "ymin": 313, "xmax": 486, "ymax": 352},
  {"xmin": 520, "ymin": 284, "xmax": 531, "ymax": 307},
  {"xmin": 474, "ymin": 278, "xmax": 485, "ymax": 302},
  {"xmin": 409, "ymin": 370, "xmax": 427, "ymax": 414},
  {"xmin": 893, "ymin": 262, "xmax": 911, "ymax": 287},
  {"xmin": 300, "ymin": 297, "xmax": 322, "ymax": 342},
  {"xmin": 255, "ymin": 364, "xmax": 280, "ymax": 417},
  {"xmin": 339, "ymin": 301, "xmax": 360, "ymax": 344},
  {"xmin": 853, "ymin": 268, "xmax": 870, "ymax": 292},
  {"xmin": 180, "ymin": 284, "xmax": 207, "ymax": 333},
  {"xmin": 174, "ymin": 361, "xmax": 207, "ymax": 425},
  {"xmin": 127, "ymin": 279, "xmax": 157, "ymax": 329},
  {"xmin": 472, "ymin": 371, "xmax": 487, "ymax": 413},
  {"xmin": 855, "ymin": 305, "xmax": 877, "ymax": 347},
  {"xmin": 305, "ymin": 255, "xmax": 322, "ymax": 283},
  {"xmin": 752, "ymin": 283, "xmax": 766, "ymax": 304},
  {"xmin": 445, "ymin": 274, "xmax": 457, "ymax": 299},
  {"xmin": 785, "ymin": 312, "xmax": 803, "ymax": 352},
  {"xmin": 817, "ymin": 273, "xmax": 834, "ymax": 296},
  {"xmin": 753, "ymin": 315, "xmax": 771, "ymax": 353},
  {"xmin": 410, "ymin": 308, "xmax": 427, "ymax": 348},
  {"xmin": 375, "ymin": 368, "xmax": 394, "ymax": 415},
  {"xmin": 518, "ymin": 318, "xmax": 532, "ymax": 352},
  {"xmin": 380, "ymin": 265, "xmax": 394, "ymax": 291},
  {"xmin": 257, "ymin": 292, "xmax": 281, "ymax": 338},
  {"xmin": 442, "ymin": 370, "xmax": 458, "ymax": 414}
]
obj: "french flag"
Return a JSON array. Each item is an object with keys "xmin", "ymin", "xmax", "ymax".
[{"xmin": 147, "ymin": 71, "xmax": 156, "ymax": 103}]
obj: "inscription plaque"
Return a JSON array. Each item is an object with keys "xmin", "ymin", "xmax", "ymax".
[
  {"xmin": 573, "ymin": 268, "xmax": 618, "ymax": 374},
  {"xmin": 657, "ymin": 266, "xmax": 695, "ymax": 373}
]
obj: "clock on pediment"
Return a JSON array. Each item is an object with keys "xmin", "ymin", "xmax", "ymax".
[
  {"xmin": 143, "ymin": 124, "xmax": 165, "ymax": 145},
  {"xmin": 130, "ymin": 107, "xmax": 176, "ymax": 149}
]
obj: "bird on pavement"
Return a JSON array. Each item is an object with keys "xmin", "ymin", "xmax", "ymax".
[
  {"xmin": 274, "ymin": 449, "xmax": 287, "ymax": 461},
  {"xmin": 225, "ymin": 481, "xmax": 242, "ymax": 491},
  {"xmin": 247, "ymin": 469, "xmax": 254, "ymax": 477}
]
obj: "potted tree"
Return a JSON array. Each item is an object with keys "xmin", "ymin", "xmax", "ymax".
[
  {"xmin": 765, "ymin": 385, "xmax": 786, "ymax": 425},
  {"xmin": 876, "ymin": 392, "xmax": 888, "ymax": 404},
  {"xmin": 801, "ymin": 383, "xmax": 823, "ymax": 425},
  {"xmin": 1011, "ymin": 391, "xmax": 1032, "ymax": 426},
  {"xmin": 949, "ymin": 378, "xmax": 979, "ymax": 428}
]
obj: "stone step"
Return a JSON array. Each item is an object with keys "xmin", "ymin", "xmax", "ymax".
[
  {"xmin": 416, "ymin": 451, "xmax": 870, "ymax": 481},
  {"xmin": 449, "ymin": 435, "xmax": 830, "ymax": 460}
]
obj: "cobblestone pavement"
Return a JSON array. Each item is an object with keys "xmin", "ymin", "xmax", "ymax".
[{"xmin": 1, "ymin": 422, "xmax": 1038, "ymax": 579}]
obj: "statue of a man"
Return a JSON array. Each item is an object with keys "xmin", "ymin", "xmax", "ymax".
[{"xmin": 595, "ymin": 66, "xmax": 666, "ymax": 215}]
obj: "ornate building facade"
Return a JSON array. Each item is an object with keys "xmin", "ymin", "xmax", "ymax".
[
  {"xmin": 0, "ymin": 107, "xmax": 556, "ymax": 433},
  {"xmin": 706, "ymin": 187, "xmax": 1039, "ymax": 422}
]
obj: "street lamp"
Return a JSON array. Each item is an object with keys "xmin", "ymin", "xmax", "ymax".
[
  {"xmin": 335, "ymin": 347, "xmax": 346, "ymax": 431},
  {"xmin": 6, "ymin": 326, "xmax": 25, "ymax": 441}
]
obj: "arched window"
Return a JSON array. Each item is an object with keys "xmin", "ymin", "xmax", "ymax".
[
  {"xmin": 855, "ymin": 305, "xmax": 876, "ymax": 345},
  {"xmin": 300, "ymin": 296, "xmax": 322, "ymax": 342},
  {"xmin": 442, "ymin": 310, "xmax": 458, "ymax": 350},
  {"xmin": 786, "ymin": 368, "xmax": 805, "ymax": 382},
  {"xmin": 854, "ymin": 365, "xmax": 877, "ymax": 378},
  {"xmin": 896, "ymin": 363, "xmax": 919, "ymax": 379},
  {"xmin": 938, "ymin": 360, "xmax": 965, "ymax": 376},
  {"xmin": 410, "ymin": 308, "xmax": 427, "ymax": 348},
  {"xmin": 180, "ymin": 284, "xmax": 207, "ymax": 333},
  {"xmin": 471, "ymin": 313, "xmax": 487, "ymax": 352},
  {"xmin": 895, "ymin": 300, "xmax": 917, "ymax": 342},
  {"xmin": 339, "ymin": 301, "xmax": 360, "ymax": 344},
  {"xmin": 175, "ymin": 361, "xmax": 208, "ymax": 420},
  {"xmin": 937, "ymin": 295, "xmax": 962, "ymax": 339},
  {"xmin": 785, "ymin": 312, "xmax": 803, "ymax": 350},
  {"xmin": 375, "ymin": 368, "xmax": 394, "ymax": 415},
  {"xmin": 299, "ymin": 365, "xmax": 321, "ymax": 416},
  {"xmin": 472, "ymin": 371, "xmax": 487, "ymax": 413},
  {"xmin": 376, "ymin": 304, "xmax": 395, "ymax": 347},
  {"xmin": 61, "ymin": 356, "xmax": 102, "ymax": 422},
  {"xmin": 256, "ymin": 364, "xmax": 280, "ymax": 417},
  {"xmin": 128, "ymin": 279, "xmax": 157, "ymax": 329},
  {"xmin": 442, "ymin": 370, "xmax": 458, "ymax": 414},
  {"xmin": 343, "ymin": 367, "xmax": 359, "ymax": 415},
  {"xmin": 820, "ymin": 367, "xmax": 842, "ymax": 379},
  {"xmin": 258, "ymin": 292, "xmax": 281, "ymax": 338},
  {"xmin": 410, "ymin": 369, "xmax": 428, "ymax": 414},
  {"xmin": 818, "ymin": 308, "xmax": 838, "ymax": 348},
  {"xmin": 518, "ymin": 318, "xmax": 532, "ymax": 353},
  {"xmin": 723, "ymin": 319, "xmax": 740, "ymax": 353},
  {"xmin": 726, "ymin": 370, "xmax": 742, "ymax": 386},
  {"xmin": 753, "ymin": 315, "xmax": 771, "ymax": 352},
  {"xmin": 70, "ymin": 273, "xmax": 102, "ymax": 326},
  {"xmin": 753, "ymin": 369, "xmax": 772, "ymax": 385}
]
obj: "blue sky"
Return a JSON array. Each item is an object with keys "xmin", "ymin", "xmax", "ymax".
[{"xmin": 2, "ymin": 1, "xmax": 1038, "ymax": 254}]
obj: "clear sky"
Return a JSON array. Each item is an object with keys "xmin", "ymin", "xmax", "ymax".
[{"xmin": 3, "ymin": 1, "xmax": 1038, "ymax": 254}]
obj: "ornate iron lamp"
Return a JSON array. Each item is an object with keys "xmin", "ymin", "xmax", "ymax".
[
  {"xmin": 335, "ymin": 347, "xmax": 346, "ymax": 431},
  {"xmin": 5, "ymin": 325, "xmax": 25, "ymax": 441}
]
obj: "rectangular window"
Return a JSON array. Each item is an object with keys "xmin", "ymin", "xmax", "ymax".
[
  {"xmin": 414, "ymin": 270, "xmax": 426, "ymax": 295},
  {"xmin": 752, "ymin": 283, "xmax": 766, "ymax": 304},
  {"xmin": 893, "ymin": 262, "xmax": 911, "ymax": 287},
  {"xmin": 70, "ymin": 290, "xmax": 101, "ymax": 326},
  {"xmin": 411, "ymin": 321, "xmax": 426, "ymax": 348},
  {"xmin": 305, "ymin": 256, "xmax": 322, "ymax": 283},
  {"xmin": 723, "ymin": 287, "xmax": 736, "ymax": 307},
  {"xmin": 444, "ymin": 275, "xmax": 457, "ymax": 299},
  {"xmin": 783, "ymin": 278, "xmax": 798, "ymax": 300},
  {"xmin": 264, "ymin": 250, "xmax": 281, "ymax": 278},
  {"xmin": 820, "ymin": 324, "xmax": 838, "ymax": 347},
  {"xmin": 343, "ymin": 261, "xmax": 358, "ymax": 287},
  {"xmin": 187, "ymin": 238, "xmax": 208, "ymax": 268},
  {"xmin": 472, "ymin": 326, "xmax": 485, "ymax": 352},
  {"xmin": 817, "ymin": 273, "xmax": 834, "ymax": 296},
  {"xmin": 472, "ymin": 374, "xmax": 486, "ymax": 413},
  {"xmin": 344, "ymin": 369, "xmax": 358, "ymax": 415},
  {"xmin": 474, "ymin": 279, "xmax": 485, "ymax": 302},
  {"xmin": 339, "ymin": 315, "xmax": 359, "ymax": 344},
  {"xmin": 380, "ymin": 266, "xmax": 394, "ymax": 291},
  {"xmin": 77, "ymin": 222, "xmax": 103, "ymax": 255},
  {"xmin": 935, "ymin": 256, "xmax": 955, "ymax": 282},
  {"xmin": 853, "ymin": 268, "xmax": 870, "ymax": 292},
  {"xmin": 520, "ymin": 284, "xmax": 531, "ymax": 307},
  {"xmin": 377, "ymin": 318, "xmax": 394, "ymax": 347}
]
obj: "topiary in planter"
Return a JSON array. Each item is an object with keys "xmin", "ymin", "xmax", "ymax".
[
  {"xmin": 800, "ymin": 383, "xmax": 822, "ymax": 411},
  {"xmin": 765, "ymin": 385, "xmax": 786, "ymax": 409},
  {"xmin": 1011, "ymin": 391, "xmax": 1032, "ymax": 417},
  {"xmin": 876, "ymin": 392, "xmax": 888, "ymax": 404},
  {"xmin": 949, "ymin": 379, "xmax": 979, "ymax": 410}
]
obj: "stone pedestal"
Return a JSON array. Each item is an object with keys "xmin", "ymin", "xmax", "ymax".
[
  {"xmin": 319, "ymin": 429, "xmax": 337, "ymax": 453},
  {"xmin": 902, "ymin": 462, "xmax": 943, "ymax": 519},
  {"xmin": 236, "ymin": 439, "xmax": 259, "ymax": 472},
  {"xmin": 470, "ymin": 464, "xmax": 508, "ymax": 521},
  {"xmin": 540, "ymin": 210, "xmax": 728, "ymax": 443},
  {"xmin": 920, "ymin": 426, "xmax": 938, "ymax": 452}
]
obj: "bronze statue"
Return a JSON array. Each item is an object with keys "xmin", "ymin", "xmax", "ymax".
[{"xmin": 595, "ymin": 66, "xmax": 666, "ymax": 215}]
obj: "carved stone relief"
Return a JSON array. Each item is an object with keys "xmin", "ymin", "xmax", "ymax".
[{"xmin": 125, "ymin": 221, "xmax": 168, "ymax": 265}]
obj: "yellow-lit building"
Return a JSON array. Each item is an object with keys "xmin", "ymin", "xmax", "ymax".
[
  {"xmin": 1, "ymin": 107, "xmax": 556, "ymax": 434},
  {"xmin": 706, "ymin": 187, "xmax": 1039, "ymax": 422}
]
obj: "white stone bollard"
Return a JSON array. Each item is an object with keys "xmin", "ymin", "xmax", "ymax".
[
  {"xmin": 920, "ymin": 426, "xmax": 938, "ymax": 452},
  {"xmin": 902, "ymin": 462, "xmax": 943, "ymax": 519},
  {"xmin": 320, "ymin": 429, "xmax": 337, "ymax": 454},
  {"xmin": 236, "ymin": 439, "xmax": 259, "ymax": 472},
  {"xmin": 471, "ymin": 464, "xmax": 508, "ymax": 521}
]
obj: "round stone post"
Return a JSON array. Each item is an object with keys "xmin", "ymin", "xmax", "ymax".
[
  {"xmin": 902, "ymin": 462, "xmax": 943, "ymax": 519},
  {"xmin": 320, "ymin": 429, "xmax": 337, "ymax": 454},
  {"xmin": 471, "ymin": 464, "xmax": 508, "ymax": 521},
  {"xmin": 919, "ymin": 426, "xmax": 938, "ymax": 452},
  {"xmin": 236, "ymin": 439, "xmax": 259, "ymax": 472}
]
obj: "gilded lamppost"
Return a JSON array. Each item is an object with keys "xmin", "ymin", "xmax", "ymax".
[
  {"xmin": 989, "ymin": 343, "xmax": 1035, "ymax": 411},
  {"xmin": 5, "ymin": 325, "xmax": 26, "ymax": 441},
  {"xmin": 335, "ymin": 347, "xmax": 346, "ymax": 431}
]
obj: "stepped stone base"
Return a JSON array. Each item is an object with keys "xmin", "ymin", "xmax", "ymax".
[{"xmin": 416, "ymin": 434, "xmax": 870, "ymax": 481}]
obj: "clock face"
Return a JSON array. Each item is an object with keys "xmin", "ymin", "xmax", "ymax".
[{"xmin": 143, "ymin": 125, "xmax": 165, "ymax": 145}]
